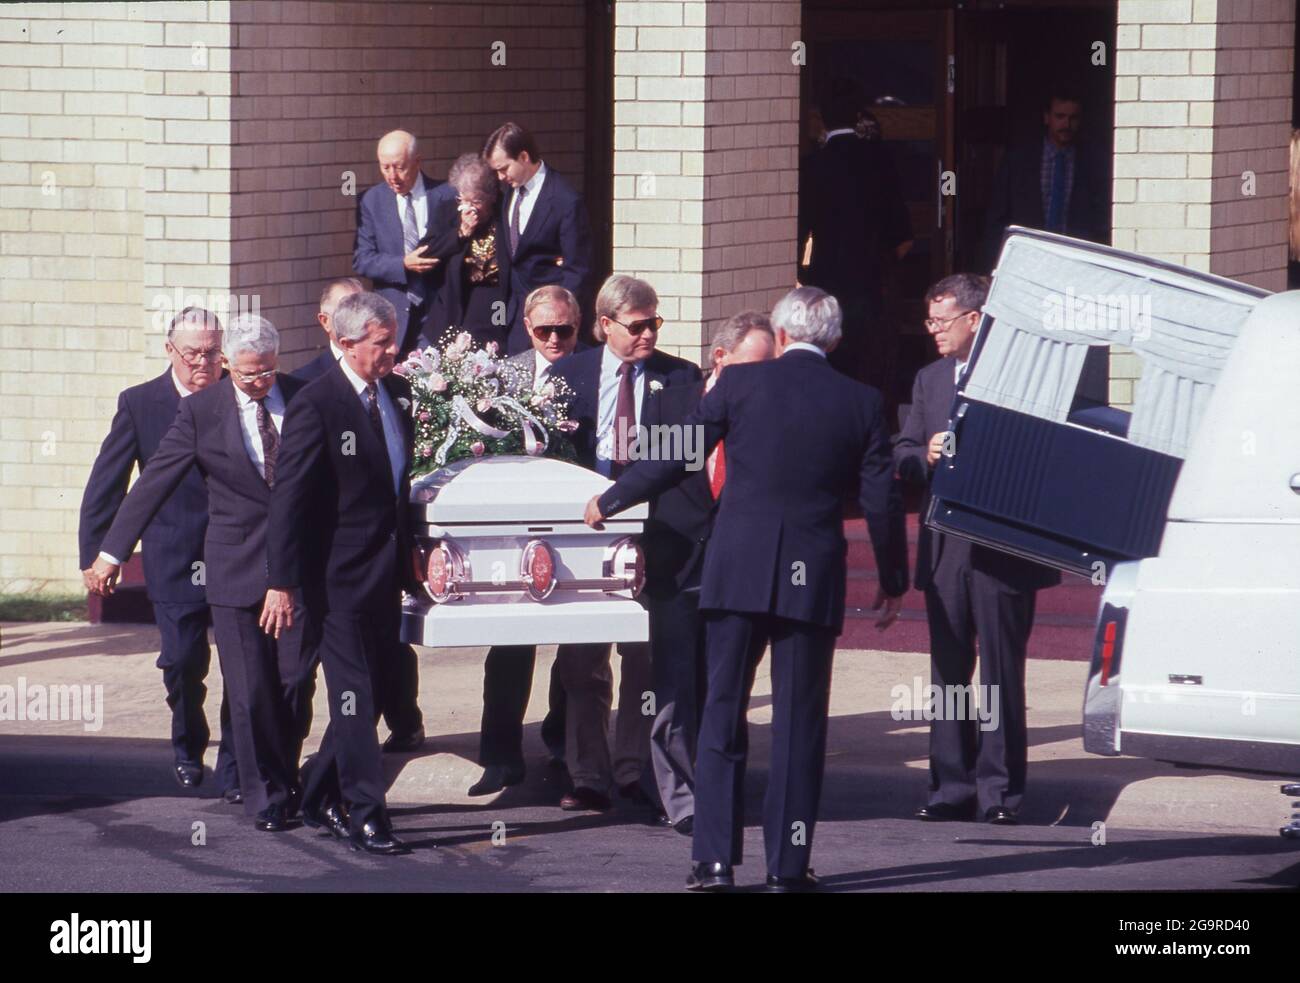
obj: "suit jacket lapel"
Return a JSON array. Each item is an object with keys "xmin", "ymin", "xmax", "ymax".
[
  {"xmin": 641, "ymin": 357, "xmax": 667, "ymax": 429},
  {"xmin": 217, "ymin": 378, "xmax": 268, "ymax": 493},
  {"xmin": 329, "ymin": 364, "xmax": 392, "ymax": 484},
  {"xmin": 517, "ymin": 173, "xmax": 556, "ymax": 252}
]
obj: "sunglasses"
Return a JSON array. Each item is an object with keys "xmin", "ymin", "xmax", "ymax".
[
  {"xmin": 531, "ymin": 323, "xmax": 576, "ymax": 341},
  {"xmin": 608, "ymin": 315, "xmax": 664, "ymax": 336}
]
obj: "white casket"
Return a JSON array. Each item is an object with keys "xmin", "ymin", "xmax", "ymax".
[{"xmin": 400, "ymin": 455, "xmax": 650, "ymax": 648}]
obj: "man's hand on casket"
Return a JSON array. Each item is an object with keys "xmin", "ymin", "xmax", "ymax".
[
  {"xmin": 584, "ymin": 494, "xmax": 605, "ymax": 529},
  {"xmin": 871, "ymin": 587, "xmax": 902, "ymax": 631},
  {"xmin": 260, "ymin": 588, "xmax": 295, "ymax": 639}
]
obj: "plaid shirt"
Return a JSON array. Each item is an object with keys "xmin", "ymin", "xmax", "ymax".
[{"xmin": 1040, "ymin": 137, "xmax": 1076, "ymax": 231}]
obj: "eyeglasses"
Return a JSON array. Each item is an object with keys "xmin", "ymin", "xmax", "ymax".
[
  {"xmin": 607, "ymin": 315, "xmax": 663, "ymax": 336},
  {"xmin": 531, "ymin": 323, "xmax": 576, "ymax": 341},
  {"xmin": 923, "ymin": 311, "xmax": 976, "ymax": 331},
  {"xmin": 232, "ymin": 368, "xmax": 277, "ymax": 384},
  {"xmin": 170, "ymin": 344, "xmax": 223, "ymax": 365}
]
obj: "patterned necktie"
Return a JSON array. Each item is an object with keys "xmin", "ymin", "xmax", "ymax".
[
  {"xmin": 402, "ymin": 193, "xmax": 425, "ymax": 304},
  {"xmin": 365, "ymin": 383, "xmax": 393, "ymax": 484},
  {"xmin": 611, "ymin": 362, "xmax": 636, "ymax": 478},
  {"xmin": 1046, "ymin": 149, "xmax": 1067, "ymax": 231},
  {"xmin": 709, "ymin": 439, "xmax": 726, "ymax": 500},
  {"xmin": 255, "ymin": 397, "xmax": 279, "ymax": 487},
  {"xmin": 509, "ymin": 184, "xmax": 529, "ymax": 256}
]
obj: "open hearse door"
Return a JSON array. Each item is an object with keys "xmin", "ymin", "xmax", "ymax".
[{"xmin": 931, "ymin": 227, "xmax": 1300, "ymax": 775}]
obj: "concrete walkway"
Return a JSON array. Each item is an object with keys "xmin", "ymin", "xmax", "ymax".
[{"xmin": 0, "ymin": 619, "xmax": 1293, "ymax": 839}]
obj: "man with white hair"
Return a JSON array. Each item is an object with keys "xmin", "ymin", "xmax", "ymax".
[
  {"xmin": 261, "ymin": 291, "xmax": 416, "ymax": 855},
  {"xmin": 79, "ymin": 306, "xmax": 238, "ymax": 797},
  {"xmin": 353, "ymin": 129, "xmax": 456, "ymax": 357},
  {"xmin": 87, "ymin": 315, "xmax": 311, "ymax": 833},
  {"xmin": 587, "ymin": 286, "xmax": 909, "ymax": 892}
]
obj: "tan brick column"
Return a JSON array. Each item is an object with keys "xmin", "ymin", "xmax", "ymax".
[{"xmin": 613, "ymin": 0, "xmax": 800, "ymax": 364}]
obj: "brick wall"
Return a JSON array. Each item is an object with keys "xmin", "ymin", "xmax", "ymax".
[
  {"xmin": 229, "ymin": 0, "xmax": 588, "ymax": 366},
  {"xmin": 0, "ymin": 0, "xmax": 230, "ymax": 593},
  {"xmin": 612, "ymin": 0, "xmax": 799, "ymax": 364}
]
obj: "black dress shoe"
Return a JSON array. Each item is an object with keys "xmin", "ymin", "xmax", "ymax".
[
  {"xmin": 223, "ymin": 787, "xmax": 242, "ymax": 806},
  {"xmin": 350, "ymin": 820, "xmax": 410, "ymax": 855},
  {"xmin": 653, "ymin": 812, "xmax": 674, "ymax": 828},
  {"xmin": 914, "ymin": 802, "xmax": 976, "ymax": 822},
  {"xmin": 467, "ymin": 764, "xmax": 526, "ymax": 797},
  {"xmin": 285, "ymin": 785, "xmax": 302, "ymax": 818},
  {"xmin": 674, "ymin": 816, "xmax": 694, "ymax": 837},
  {"xmin": 685, "ymin": 861, "xmax": 734, "ymax": 891},
  {"xmin": 618, "ymin": 782, "xmax": 655, "ymax": 808},
  {"xmin": 254, "ymin": 803, "xmax": 294, "ymax": 832},
  {"xmin": 173, "ymin": 762, "xmax": 203, "ymax": 789},
  {"xmin": 984, "ymin": 805, "xmax": 1019, "ymax": 825},
  {"xmin": 302, "ymin": 803, "xmax": 350, "ymax": 841},
  {"xmin": 766, "ymin": 869, "xmax": 818, "ymax": 893},
  {"xmin": 559, "ymin": 787, "xmax": 611, "ymax": 811},
  {"xmin": 382, "ymin": 727, "xmax": 425, "ymax": 753}
]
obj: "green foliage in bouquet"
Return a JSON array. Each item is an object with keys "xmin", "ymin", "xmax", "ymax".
[{"xmin": 395, "ymin": 332, "xmax": 579, "ymax": 480}]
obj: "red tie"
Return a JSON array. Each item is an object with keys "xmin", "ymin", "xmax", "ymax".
[
  {"xmin": 612, "ymin": 362, "xmax": 636, "ymax": 478},
  {"xmin": 709, "ymin": 440, "xmax": 726, "ymax": 500}
]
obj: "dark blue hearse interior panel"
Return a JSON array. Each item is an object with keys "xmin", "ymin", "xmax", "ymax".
[
  {"xmin": 928, "ymin": 399, "xmax": 1183, "ymax": 578},
  {"xmin": 925, "ymin": 228, "xmax": 1268, "ymax": 580}
]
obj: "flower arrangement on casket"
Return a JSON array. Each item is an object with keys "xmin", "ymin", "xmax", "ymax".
[{"xmin": 395, "ymin": 331, "xmax": 579, "ymax": 481}]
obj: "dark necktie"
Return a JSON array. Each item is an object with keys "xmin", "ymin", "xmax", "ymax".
[
  {"xmin": 255, "ymin": 397, "xmax": 279, "ymax": 487},
  {"xmin": 402, "ymin": 193, "xmax": 425, "ymax": 304},
  {"xmin": 611, "ymin": 362, "xmax": 636, "ymax": 478},
  {"xmin": 365, "ymin": 383, "xmax": 394, "ymax": 485},
  {"xmin": 1046, "ymin": 149, "xmax": 1067, "ymax": 231},
  {"xmin": 509, "ymin": 184, "xmax": 528, "ymax": 256}
]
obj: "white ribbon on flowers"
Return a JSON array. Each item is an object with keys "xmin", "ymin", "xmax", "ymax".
[
  {"xmin": 451, "ymin": 394, "xmax": 510, "ymax": 439},
  {"xmin": 492, "ymin": 396, "xmax": 550, "ymax": 456}
]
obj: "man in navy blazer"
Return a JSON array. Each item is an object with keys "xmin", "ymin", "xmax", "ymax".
[
  {"xmin": 78, "ymin": 306, "xmax": 237, "ymax": 796},
  {"xmin": 292, "ymin": 277, "xmax": 364, "ymax": 382},
  {"xmin": 587, "ymin": 286, "xmax": 909, "ymax": 891},
  {"xmin": 260, "ymin": 292, "xmax": 417, "ymax": 856},
  {"xmin": 87, "ymin": 317, "xmax": 311, "ymax": 833},
  {"xmin": 895, "ymin": 274, "xmax": 1060, "ymax": 826},
  {"xmin": 548, "ymin": 274, "xmax": 700, "ymax": 813},
  {"xmin": 483, "ymin": 122, "xmax": 592, "ymax": 355},
  {"xmin": 352, "ymin": 130, "xmax": 456, "ymax": 357}
]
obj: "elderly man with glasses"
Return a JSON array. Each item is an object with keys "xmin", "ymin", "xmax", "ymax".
[
  {"xmin": 79, "ymin": 306, "xmax": 239, "ymax": 797},
  {"xmin": 86, "ymin": 316, "xmax": 313, "ymax": 833},
  {"xmin": 548, "ymin": 275, "xmax": 701, "ymax": 813}
]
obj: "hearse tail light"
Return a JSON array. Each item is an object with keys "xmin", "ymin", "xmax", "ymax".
[
  {"xmin": 410, "ymin": 545, "xmax": 427, "ymax": 586},
  {"xmin": 1092, "ymin": 604, "xmax": 1127, "ymax": 687},
  {"xmin": 1099, "ymin": 621, "xmax": 1117, "ymax": 686},
  {"xmin": 425, "ymin": 539, "xmax": 470, "ymax": 604},
  {"xmin": 602, "ymin": 537, "xmax": 645, "ymax": 598},
  {"xmin": 521, "ymin": 539, "xmax": 558, "ymax": 601}
]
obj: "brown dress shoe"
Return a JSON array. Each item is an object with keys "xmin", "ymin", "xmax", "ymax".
[{"xmin": 560, "ymin": 787, "xmax": 612, "ymax": 811}]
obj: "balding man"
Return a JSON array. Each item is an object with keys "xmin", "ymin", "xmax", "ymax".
[
  {"xmin": 293, "ymin": 277, "xmax": 364, "ymax": 382},
  {"xmin": 353, "ymin": 130, "xmax": 455, "ymax": 357}
]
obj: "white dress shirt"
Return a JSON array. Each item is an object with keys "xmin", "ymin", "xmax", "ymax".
[
  {"xmin": 100, "ymin": 372, "xmax": 196, "ymax": 565},
  {"xmin": 509, "ymin": 161, "xmax": 548, "ymax": 238},
  {"xmin": 339, "ymin": 358, "xmax": 406, "ymax": 495},
  {"xmin": 824, "ymin": 128, "xmax": 856, "ymax": 141},
  {"xmin": 329, "ymin": 341, "xmax": 343, "ymax": 361},
  {"xmin": 781, "ymin": 341, "xmax": 827, "ymax": 359},
  {"xmin": 396, "ymin": 172, "xmax": 430, "ymax": 239},
  {"xmin": 533, "ymin": 350, "xmax": 553, "ymax": 388},
  {"xmin": 234, "ymin": 381, "xmax": 285, "ymax": 481},
  {"xmin": 595, "ymin": 344, "xmax": 646, "ymax": 478}
]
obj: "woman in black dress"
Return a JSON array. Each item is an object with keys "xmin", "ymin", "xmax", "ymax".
[{"xmin": 419, "ymin": 153, "xmax": 508, "ymax": 352}]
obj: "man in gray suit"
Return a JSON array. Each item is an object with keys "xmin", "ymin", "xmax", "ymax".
[
  {"xmin": 894, "ymin": 273, "xmax": 1060, "ymax": 826},
  {"xmin": 468, "ymin": 285, "xmax": 581, "ymax": 796}
]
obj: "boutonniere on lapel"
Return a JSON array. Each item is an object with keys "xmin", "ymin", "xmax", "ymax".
[
  {"xmin": 648, "ymin": 380, "xmax": 664, "ymax": 395},
  {"xmin": 397, "ymin": 396, "xmax": 413, "ymax": 415}
]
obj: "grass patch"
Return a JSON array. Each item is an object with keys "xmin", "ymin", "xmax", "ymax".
[{"xmin": 0, "ymin": 592, "xmax": 89, "ymax": 623}]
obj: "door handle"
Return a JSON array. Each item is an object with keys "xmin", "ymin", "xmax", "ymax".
[{"xmin": 1290, "ymin": 473, "xmax": 1300, "ymax": 494}]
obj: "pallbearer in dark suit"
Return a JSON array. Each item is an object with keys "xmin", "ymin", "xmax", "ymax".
[
  {"xmin": 587, "ymin": 286, "xmax": 909, "ymax": 892},
  {"xmin": 894, "ymin": 274, "xmax": 1059, "ymax": 825},
  {"xmin": 261, "ymin": 292, "xmax": 416, "ymax": 855},
  {"xmin": 292, "ymin": 277, "xmax": 364, "ymax": 383},
  {"xmin": 552, "ymin": 275, "xmax": 701, "ymax": 814},
  {"xmin": 483, "ymin": 122, "xmax": 593, "ymax": 353},
  {"xmin": 642, "ymin": 312, "xmax": 776, "ymax": 836},
  {"xmin": 352, "ymin": 130, "xmax": 456, "ymax": 357},
  {"xmin": 79, "ymin": 306, "xmax": 237, "ymax": 796},
  {"xmin": 467, "ymin": 285, "xmax": 580, "ymax": 797},
  {"xmin": 87, "ymin": 316, "xmax": 309, "ymax": 832}
]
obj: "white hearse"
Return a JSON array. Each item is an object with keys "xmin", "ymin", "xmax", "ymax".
[
  {"xmin": 928, "ymin": 228, "xmax": 1300, "ymax": 779},
  {"xmin": 400, "ymin": 455, "xmax": 649, "ymax": 648}
]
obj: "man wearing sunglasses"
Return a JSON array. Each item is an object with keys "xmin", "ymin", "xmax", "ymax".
[
  {"xmin": 548, "ymin": 275, "xmax": 701, "ymax": 813},
  {"xmin": 467, "ymin": 285, "xmax": 584, "ymax": 797},
  {"xmin": 86, "ymin": 316, "xmax": 312, "ymax": 834},
  {"xmin": 79, "ymin": 306, "xmax": 239, "ymax": 798}
]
